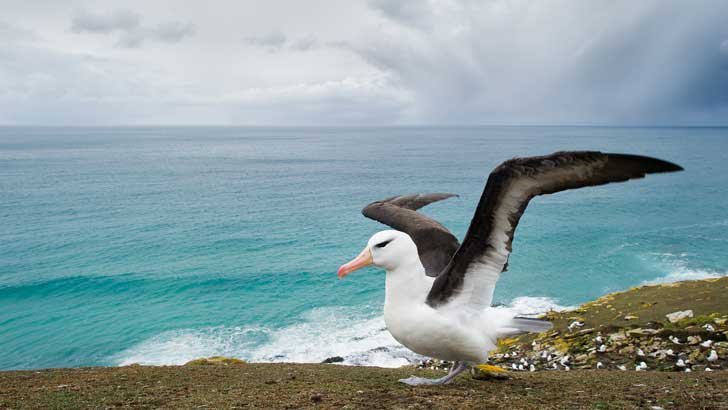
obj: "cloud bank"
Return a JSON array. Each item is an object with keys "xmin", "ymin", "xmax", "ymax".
[
  {"xmin": 70, "ymin": 9, "xmax": 195, "ymax": 48},
  {"xmin": 1, "ymin": 0, "xmax": 727, "ymax": 125}
]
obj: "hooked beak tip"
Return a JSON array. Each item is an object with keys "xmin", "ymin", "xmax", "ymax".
[{"xmin": 337, "ymin": 247, "xmax": 372, "ymax": 280}]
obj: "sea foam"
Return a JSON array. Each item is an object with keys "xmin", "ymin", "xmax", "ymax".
[
  {"xmin": 641, "ymin": 253, "xmax": 726, "ymax": 285},
  {"xmin": 113, "ymin": 297, "xmax": 571, "ymax": 368}
]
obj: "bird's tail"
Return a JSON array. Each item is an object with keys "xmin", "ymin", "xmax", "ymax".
[
  {"xmin": 497, "ymin": 316, "xmax": 552, "ymax": 336},
  {"xmin": 510, "ymin": 316, "xmax": 552, "ymax": 334}
]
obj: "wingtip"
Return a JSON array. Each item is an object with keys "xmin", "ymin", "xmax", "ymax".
[
  {"xmin": 650, "ymin": 158, "xmax": 684, "ymax": 173},
  {"xmin": 606, "ymin": 153, "xmax": 684, "ymax": 174}
]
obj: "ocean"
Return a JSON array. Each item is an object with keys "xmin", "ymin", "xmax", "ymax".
[{"xmin": 1, "ymin": 126, "xmax": 726, "ymax": 370}]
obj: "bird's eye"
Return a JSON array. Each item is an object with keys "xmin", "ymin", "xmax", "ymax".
[{"xmin": 374, "ymin": 240, "xmax": 392, "ymax": 248}]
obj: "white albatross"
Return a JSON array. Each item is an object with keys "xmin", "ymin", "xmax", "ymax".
[{"xmin": 337, "ymin": 151, "xmax": 683, "ymax": 386}]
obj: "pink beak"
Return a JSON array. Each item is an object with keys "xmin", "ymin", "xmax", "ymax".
[{"xmin": 337, "ymin": 247, "xmax": 373, "ymax": 279}]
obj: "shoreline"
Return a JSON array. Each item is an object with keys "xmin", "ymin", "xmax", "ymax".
[{"xmin": 1, "ymin": 277, "xmax": 727, "ymax": 408}]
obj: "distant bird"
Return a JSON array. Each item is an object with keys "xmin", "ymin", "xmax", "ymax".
[
  {"xmin": 337, "ymin": 151, "xmax": 683, "ymax": 385},
  {"xmin": 707, "ymin": 350, "xmax": 719, "ymax": 362}
]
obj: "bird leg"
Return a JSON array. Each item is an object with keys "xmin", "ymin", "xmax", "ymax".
[{"xmin": 399, "ymin": 361, "xmax": 469, "ymax": 386}]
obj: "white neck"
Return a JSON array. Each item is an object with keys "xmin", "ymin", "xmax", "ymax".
[{"xmin": 383, "ymin": 255, "xmax": 433, "ymax": 308}]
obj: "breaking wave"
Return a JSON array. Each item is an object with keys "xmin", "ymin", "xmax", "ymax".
[
  {"xmin": 113, "ymin": 297, "xmax": 571, "ymax": 368},
  {"xmin": 641, "ymin": 252, "xmax": 726, "ymax": 285}
]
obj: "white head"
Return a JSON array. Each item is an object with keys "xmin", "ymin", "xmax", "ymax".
[{"xmin": 337, "ymin": 230, "xmax": 418, "ymax": 278}]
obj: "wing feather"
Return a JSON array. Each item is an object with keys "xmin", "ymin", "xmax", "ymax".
[
  {"xmin": 362, "ymin": 193, "xmax": 460, "ymax": 276},
  {"xmin": 426, "ymin": 151, "xmax": 683, "ymax": 309}
]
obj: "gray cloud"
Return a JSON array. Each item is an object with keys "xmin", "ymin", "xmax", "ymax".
[
  {"xmin": 70, "ymin": 9, "xmax": 194, "ymax": 48},
  {"xmin": 71, "ymin": 10, "xmax": 140, "ymax": 33},
  {"xmin": 244, "ymin": 32, "xmax": 287, "ymax": 49},
  {"xmin": 348, "ymin": 0, "xmax": 728, "ymax": 125},
  {"xmin": 244, "ymin": 32, "xmax": 321, "ymax": 52},
  {"xmin": 3, "ymin": 1, "xmax": 728, "ymax": 125},
  {"xmin": 367, "ymin": 0, "xmax": 433, "ymax": 30},
  {"xmin": 152, "ymin": 21, "xmax": 196, "ymax": 43}
]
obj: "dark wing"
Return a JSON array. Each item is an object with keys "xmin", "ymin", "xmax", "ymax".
[
  {"xmin": 426, "ymin": 151, "xmax": 684, "ymax": 309},
  {"xmin": 362, "ymin": 193, "xmax": 460, "ymax": 276}
]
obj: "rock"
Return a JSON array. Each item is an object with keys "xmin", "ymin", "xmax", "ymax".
[
  {"xmin": 666, "ymin": 310, "xmax": 693, "ymax": 323},
  {"xmin": 687, "ymin": 336, "xmax": 702, "ymax": 345},
  {"xmin": 689, "ymin": 350, "xmax": 705, "ymax": 363},
  {"xmin": 707, "ymin": 350, "xmax": 719, "ymax": 362},
  {"xmin": 628, "ymin": 328, "xmax": 658, "ymax": 337},
  {"xmin": 309, "ymin": 393, "xmax": 323, "ymax": 403},
  {"xmin": 321, "ymin": 356, "xmax": 344, "ymax": 364},
  {"xmin": 620, "ymin": 345, "xmax": 635, "ymax": 355},
  {"xmin": 609, "ymin": 332, "xmax": 627, "ymax": 342},
  {"xmin": 471, "ymin": 365, "xmax": 512, "ymax": 380},
  {"xmin": 624, "ymin": 315, "xmax": 639, "ymax": 320},
  {"xmin": 715, "ymin": 318, "xmax": 727, "ymax": 326}
]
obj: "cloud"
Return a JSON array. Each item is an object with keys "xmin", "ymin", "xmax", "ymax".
[
  {"xmin": 367, "ymin": 0, "xmax": 435, "ymax": 30},
  {"xmin": 71, "ymin": 10, "xmax": 141, "ymax": 33},
  {"xmin": 346, "ymin": 0, "xmax": 728, "ymax": 125},
  {"xmin": 152, "ymin": 21, "xmax": 196, "ymax": 43},
  {"xmin": 70, "ymin": 9, "xmax": 194, "ymax": 48},
  {"xmin": 244, "ymin": 32, "xmax": 321, "ymax": 52},
  {"xmin": 0, "ymin": 18, "xmax": 404, "ymax": 126},
  {"xmin": 3, "ymin": 1, "xmax": 728, "ymax": 125},
  {"xmin": 244, "ymin": 32, "xmax": 287, "ymax": 49}
]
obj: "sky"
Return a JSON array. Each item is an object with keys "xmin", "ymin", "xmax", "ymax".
[{"xmin": 1, "ymin": 0, "xmax": 728, "ymax": 126}]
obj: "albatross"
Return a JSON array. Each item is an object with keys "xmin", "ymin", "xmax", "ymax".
[{"xmin": 337, "ymin": 151, "xmax": 683, "ymax": 386}]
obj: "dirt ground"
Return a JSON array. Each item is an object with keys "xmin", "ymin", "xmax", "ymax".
[{"xmin": 1, "ymin": 363, "xmax": 727, "ymax": 410}]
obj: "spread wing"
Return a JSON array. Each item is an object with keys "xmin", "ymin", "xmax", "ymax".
[
  {"xmin": 426, "ymin": 151, "xmax": 684, "ymax": 309},
  {"xmin": 362, "ymin": 193, "xmax": 460, "ymax": 276}
]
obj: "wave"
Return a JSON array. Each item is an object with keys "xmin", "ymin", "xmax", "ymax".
[
  {"xmin": 113, "ymin": 297, "xmax": 571, "ymax": 368},
  {"xmin": 641, "ymin": 267, "xmax": 725, "ymax": 285},
  {"xmin": 640, "ymin": 252, "xmax": 726, "ymax": 285}
]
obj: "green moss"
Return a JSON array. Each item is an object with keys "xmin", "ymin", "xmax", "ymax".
[{"xmin": 184, "ymin": 356, "xmax": 246, "ymax": 366}]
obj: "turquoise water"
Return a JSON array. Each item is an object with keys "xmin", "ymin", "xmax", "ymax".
[{"xmin": 1, "ymin": 126, "xmax": 726, "ymax": 370}]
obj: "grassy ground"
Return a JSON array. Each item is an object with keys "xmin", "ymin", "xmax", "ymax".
[{"xmin": 1, "ymin": 363, "xmax": 727, "ymax": 410}]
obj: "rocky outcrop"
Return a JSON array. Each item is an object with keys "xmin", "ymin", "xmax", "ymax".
[{"xmin": 486, "ymin": 277, "xmax": 728, "ymax": 373}]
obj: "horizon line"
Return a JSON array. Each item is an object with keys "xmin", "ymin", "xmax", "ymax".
[{"xmin": 2, "ymin": 124, "xmax": 728, "ymax": 128}]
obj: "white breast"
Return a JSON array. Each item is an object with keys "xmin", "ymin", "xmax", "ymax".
[{"xmin": 382, "ymin": 264, "xmax": 491, "ymax": 363}]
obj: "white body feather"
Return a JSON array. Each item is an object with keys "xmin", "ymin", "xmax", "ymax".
[{"xmin": 380, "ymin": 246, "xmax": 520, "ymax": 363}]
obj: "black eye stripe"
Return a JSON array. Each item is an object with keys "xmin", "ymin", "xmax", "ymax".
[{"xmin": 374, "ymin": 239, "xmax": 392, "ymax": 248}]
